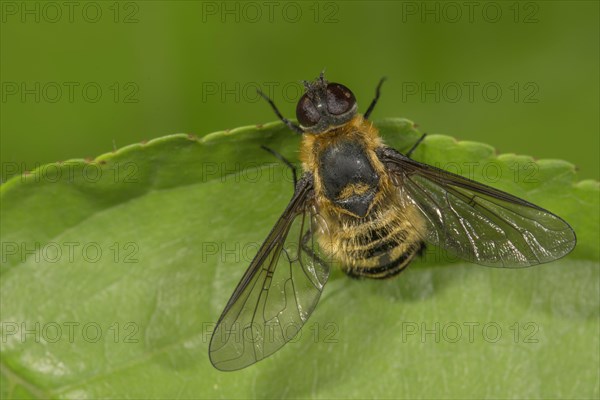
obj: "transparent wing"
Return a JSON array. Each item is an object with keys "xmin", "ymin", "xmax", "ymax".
[
  {"xmin": 209, "ymin": 174, "xmax": 330, "ymax": 371},
  {"xmin": 378, "ymin": 146, "xmax": 576, "ymax": 267}
]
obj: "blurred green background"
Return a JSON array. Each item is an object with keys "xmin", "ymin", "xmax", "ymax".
[
  {"xmin": 1, "ymin": 2, "xmax": 599, "ymax": 399},
  {"xmin": 1, "ymin": 1, "xmax": 598, "ymax": 183}
]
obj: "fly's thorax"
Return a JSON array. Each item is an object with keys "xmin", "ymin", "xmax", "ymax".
[
  {"xmin": 300, "ymin": 115, "xmax": 387, "ymax": 219},
  {"xmin": 299, "ymin": 115, "xmax": 382, "ymax": 169},
  {"xmin": 318, "ymin": 139, "xmax": 379, "ymax": 217}
]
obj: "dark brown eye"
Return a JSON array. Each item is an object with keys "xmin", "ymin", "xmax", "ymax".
[
  {"xmin": 326, "ymin": 83, "xmax": 356, "ymax": 115},
  {"xmin": 296, "ymin": 94, "xmax": 321, "ymax": 127}
]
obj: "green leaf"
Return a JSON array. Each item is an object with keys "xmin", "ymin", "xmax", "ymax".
[{"xmin": 1, "ymin": 118, "xmax": 598, "ymax": 399}]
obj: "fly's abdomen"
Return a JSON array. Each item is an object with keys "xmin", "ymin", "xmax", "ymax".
[{"xmin": 318, "ymin": 204, "xmax": 425, "ymax": 279}]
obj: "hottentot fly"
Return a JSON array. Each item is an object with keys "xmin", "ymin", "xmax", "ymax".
[{"xmin": 209, "ymin": 72, "xmax": 576, "ymax": 371}]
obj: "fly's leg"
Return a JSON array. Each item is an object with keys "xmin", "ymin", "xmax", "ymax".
[
  {"xmin": 257, "ymin": 90, "xmax": 303, "ymax": 134},
  {"xmin": 364, "ymin": 77, "xmax": 387, "ymax": 120},
  {"xmin": 301, "ymin": 230, "xmax": 328, "ymax": 267},
  {"xmin": 406, "ymin": 133, "xmax": 427, "ymax": 159},
  {"xmin": 260, "ymin": 146, "xmax": 298, "ymax": 188}
]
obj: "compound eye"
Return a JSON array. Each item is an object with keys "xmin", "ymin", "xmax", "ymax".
[
  {"xmin": 326, "ymin": 83, "xmax": 356, "ymax": 115},
  {"xmin": 296, "ymin": 94, "xmax": 321, "ymax": 127}
]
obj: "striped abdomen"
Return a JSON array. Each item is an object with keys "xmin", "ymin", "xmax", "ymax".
[{"xmin": 317, "ymin": 202, "xmax": 426, "ymax": 279}]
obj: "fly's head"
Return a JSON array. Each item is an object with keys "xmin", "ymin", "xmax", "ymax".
[{"xmin": 296, "ymin": 71, "xmax": 358, "ymax": 134}]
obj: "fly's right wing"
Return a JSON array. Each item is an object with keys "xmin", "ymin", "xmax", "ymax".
[
  {"xmin": 377, "ymin": 146, "xmax": 576, "ymax": 267},
  {"xmin": 209, "ymin": 173, "xmax": 330, "ymax": 371}
]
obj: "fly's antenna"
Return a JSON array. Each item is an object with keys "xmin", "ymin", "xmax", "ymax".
[{"xmin": 319, "ymin": 68, "xmax": 326, "ymax": 83}]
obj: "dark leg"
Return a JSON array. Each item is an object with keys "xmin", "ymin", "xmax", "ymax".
[
  {"xmin": 364, "ymin": 77, "xmax": 387, "ymax": 120},
  {"xmin": 257, "ymin": 90, "xmax": 303, "ymax": 134},
  {"xmin": 406, "ymin": 133, "xmax": 427, "ymax": 158},
  {"xmin": 301, "ymin": 230, "xmax": 328, "ymax": 267},
  {"xmin": 416, "ymin": 241, "xmax": 427, "ymax": 257},
  {"xmin": 260, "ymin": 145, "xmax": 298, "ymax": 188}
]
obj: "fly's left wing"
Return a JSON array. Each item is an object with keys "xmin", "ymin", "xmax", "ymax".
[
  {"xmin": 377, "ymin": 146, "xmax": 576, "ymax": 267},
  {"xmin": 209, "ymin": 173, "xmax": 330, "ymax": 371}
]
